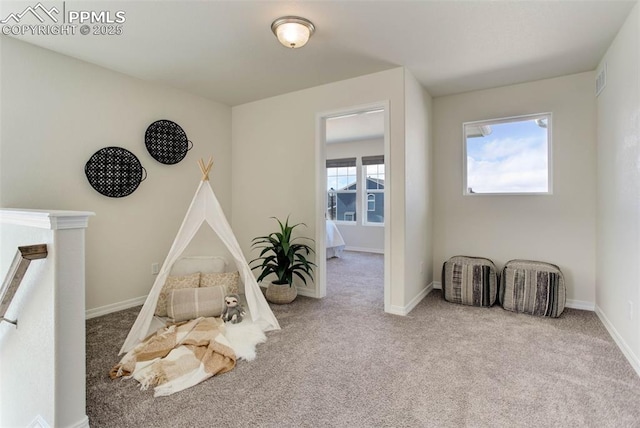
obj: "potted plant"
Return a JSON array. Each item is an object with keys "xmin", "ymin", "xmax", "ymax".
[{"xmin": 250, "ymin": 216, "xmax": 316, "ymax": 304}]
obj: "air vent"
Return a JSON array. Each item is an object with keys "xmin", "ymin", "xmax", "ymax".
[{"xmin": 596, "ymin": 63, "xmax": 607, "ymax": 96}]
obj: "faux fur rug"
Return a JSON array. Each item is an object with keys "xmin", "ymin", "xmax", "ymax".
[{"xmin": 223, "ymin": 319, "xmax": 267, "ymax": 361}]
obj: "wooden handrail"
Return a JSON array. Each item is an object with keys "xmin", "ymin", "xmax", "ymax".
[{"xmin": 0, "ymin": 244, "xmax": 48, "ymax": 327}]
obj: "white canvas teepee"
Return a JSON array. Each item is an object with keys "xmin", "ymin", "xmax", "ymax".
[{"xmin": 120, "ymin": 158, "xmax": 280, "ymax": 355}]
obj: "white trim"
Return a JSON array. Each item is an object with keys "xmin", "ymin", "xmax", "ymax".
[
  {"xmin": 385, "ymin": 304, "xmax": 407, "ymax": 316},
  {"xmin": 0, "ymin": 209, "xmax": 94, "ymax": 230},
  {"xmin": 66, "ymin": 416, "xmax": 90, "ymax": 428},
  {"xmin": 565, "ymin": 299, "xmax": 595, "ymax": 311},
  {"xmin": 49, "ymin": 213, "xmax": 95, "ymax": 230},
  {"xmin": 386, "ymin": 283, "xmax": 432, "ymax": 316},
  {"xmin": 344, "ymin": 246, "xmax": 384, "ymax": 254},
  {"xmin": 31, "ymin": 415, "xmax": 89, "ymax": 428},
  {"xmin": 316, "ymin": 101, "xmax": 391, "ymax": 303},
  {"xmin": 433, "ymin": 282, "xmax": 593, "ymax": 311},
  {"xmin": 595, "ymin": 305, "xmax": 640, "ymax": 379},
  {"xmin": 381, "ymin": 102, "xmax": 391, "ymax": 313},
  {"xmin": 315, "ymin": 111, "xmax": 328, "ymax": 299},
  {"xmin": 85, "ymin": 295, "xmax": 146, "ymax": 319},
  {"xmin": 296, "ymin": 286, "xmax": 316, "ymax": 298}
]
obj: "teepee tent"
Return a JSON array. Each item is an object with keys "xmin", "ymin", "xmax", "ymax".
[{"xmin": 120, "ymin": 158, "xmax": 280, "ymax": 355}]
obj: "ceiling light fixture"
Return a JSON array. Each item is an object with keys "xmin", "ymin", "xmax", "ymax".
[{"xmin": 271, "ymin": 16, "xmax": 315, "ymax": 49}]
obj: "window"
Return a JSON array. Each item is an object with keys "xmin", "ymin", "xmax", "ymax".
[
  {"xmin": 326, "ymin": 155, "xmax": 385, "ymax": 225},
  {"xmin": 367, "ymin": 194, "xmax": 375, "ymax": 211},
  {"xmin": 463, "ymin": 113, "xmax": 551, "ymax": 195},
  {"xmin": 326, "ymin": 158, "xmax": 357, "ymax": 222},
  {"xmin": 363, "ymin": 156, "xmax": 384, "ymax": 224}
]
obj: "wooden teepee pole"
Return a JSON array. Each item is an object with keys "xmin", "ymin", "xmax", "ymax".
[{"xmin": 198, "ymin": 156, "xmax": 214, "ymax": 181}]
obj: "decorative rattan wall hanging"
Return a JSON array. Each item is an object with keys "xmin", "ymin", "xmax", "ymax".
[
  {"xmin": 85, "ymin": 146, "xmax": 147, "ymax": 198},
  {"xmin": 145, "ymin": 120, "xmax": 193, "ymax": 165}
]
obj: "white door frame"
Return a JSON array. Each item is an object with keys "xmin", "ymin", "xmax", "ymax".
[{"xmin": 314, "ymin": 101, "xmax": 391, "ymax": 311}]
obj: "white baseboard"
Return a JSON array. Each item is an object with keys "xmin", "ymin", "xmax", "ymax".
[
  {"xmin": 344, "ymin": 246, "xmax": 384, "ymax": 254},
  {"xmin": 433, "ymin": 282, "xmax": 593, "ymax": 311},
  {"xmin": 595, "ymin": 305, "xmax": 640, "ymax": 379},
  {"xmin": 85, "ymin": 295, "xmax": 147, "ymax": 319},
  {"xmin": 386, "ymin": 282, "xmax": 433, "ymax": 316},
  {"xmin": 68, "ymin": 416, "xmax": 90, "ymax": 428},
  {"xmin": 296, "ymin": 286, "xmax": 317, "ymax": 298},
  {"xmin": 565, "ymin": 299, "xmax": 595, "ymax": 311}
]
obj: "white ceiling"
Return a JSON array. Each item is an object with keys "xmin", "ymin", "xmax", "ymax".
[
  {"xmin": 326, "ymin": 110, "xmax": 385, "ymax": 144},
  {"xmin": 1, "ymin": 0, "xmax": 636, "ymax": 106}
]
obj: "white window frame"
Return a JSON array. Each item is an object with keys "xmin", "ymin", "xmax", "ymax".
[
  {"xmin": 326, "ymin": 161, "xmax": 357, "ymax": 225},
  {"xmin": 462, "ymin": 112, "xmax": 553, "ymax": 196}
]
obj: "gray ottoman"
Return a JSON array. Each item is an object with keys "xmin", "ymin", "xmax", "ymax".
[
  {"xmin": 441, "ymin": 256, "xmax": 498, "ymax": 307},
  {"xmin": 499, "ymin": 259, "xmax": 565, "ymax": 317}
]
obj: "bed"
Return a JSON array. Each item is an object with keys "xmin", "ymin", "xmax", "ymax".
[{"xmin": 326, "ymin": 220, "xmax": 346, "ymax": 258}]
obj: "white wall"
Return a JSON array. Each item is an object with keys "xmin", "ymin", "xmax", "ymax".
[
  {"xmin": 433, "ymin": 72, "xmax": 597, "ymax": 308},
  {"xmin": 595, "ymin": 2, "xmax": 640, "ymax": 375},
  {"xmin": 0, "ymin": 37, "xmax": 232, "ymax": 312},
  {"xmin": 0, "ymin": 224, "xmax": 55, "ymax": 427},
  {"xmin": 232, "ymin": 67, "xmax": 433, "ymax": 313},
  {"xmin": 233, "ymin": 68, "xmax": 410, "ymax": 310},
  {"xmin": 403, "ymin": 69, "xmax": 433, "ymax": 308},
  {"xmin": 1, "ymin": 210, "xmax": 92, "ymax": 428},
  {"xmin": 325, "ymin": 137, "xmax": 384, "ymax": 252}
]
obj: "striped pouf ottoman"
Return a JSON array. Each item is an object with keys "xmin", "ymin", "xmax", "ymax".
[
  {"xmin": 499, "ymin": 259, "xmax": 565, "ymax": 317},
  {"xmin": 441, "ymin": 256, "xmax": 498, "ymax": 307}
]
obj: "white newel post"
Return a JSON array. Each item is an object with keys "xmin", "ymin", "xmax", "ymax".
[{"xmin": 0, "ymin": 209, "xmax": 94, "ymax": 428}]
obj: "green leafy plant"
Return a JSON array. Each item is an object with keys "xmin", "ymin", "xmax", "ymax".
[{"xmin": 250, "ymin": 216, "xmax": 316, "ymax": 287}]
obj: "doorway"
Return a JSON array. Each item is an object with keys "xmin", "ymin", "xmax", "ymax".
[{"xmin": 315, "ymin": 102, "xmax": 390, "ymax": 309}]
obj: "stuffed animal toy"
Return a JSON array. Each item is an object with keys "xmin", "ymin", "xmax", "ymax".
[{"xmin": 221, "ymin": 294, "xmax": 245, "ymax": 324}]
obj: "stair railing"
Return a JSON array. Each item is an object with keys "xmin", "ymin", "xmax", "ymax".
[{"xmin": 0, "ymin": 244, "xmax": 48, "ymax": 327}]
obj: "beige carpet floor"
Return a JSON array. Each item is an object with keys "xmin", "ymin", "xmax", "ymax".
[{"xmin": 86, "ymin": 251, "xmax": 640, "ymax": 427}]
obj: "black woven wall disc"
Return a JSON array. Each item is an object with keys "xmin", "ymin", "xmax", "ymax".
[
  {"xmin": 85, "ymin": 147, "xmax": 146, "ymax": 198},
  {"xmin": 145, "ymin": 120, "xmax": 192, "ymax": 165}
]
